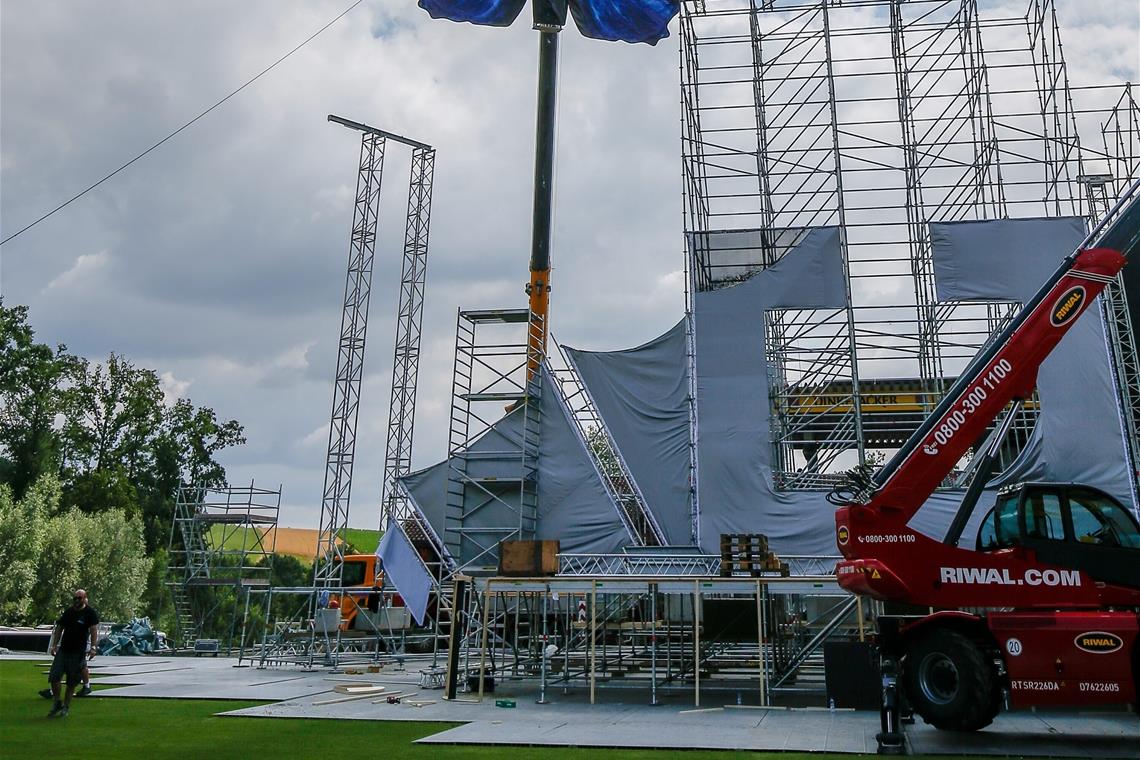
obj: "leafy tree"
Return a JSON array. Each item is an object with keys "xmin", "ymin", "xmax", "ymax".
[
  {"xmin": 0, "ymin": 478, "xmax": 53, "ymax": 622},
  {"xmin": 0, "ymin": 302, "xmax": 81, "ymax": 498},
  {"xmin": 71, "ymin": 508, "xmax": 152, "ymax": 622},
  {"xmin": 29, "ymin": 511, "xmax": 83, "ymax": 623}
]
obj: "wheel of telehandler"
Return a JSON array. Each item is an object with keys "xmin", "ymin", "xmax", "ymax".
[{"xmin": 902, "ymin": 628, "xmax": 1000, "ymax": 732}]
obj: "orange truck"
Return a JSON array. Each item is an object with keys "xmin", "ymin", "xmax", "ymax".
[{"xmin": 335, "ymin": 553, "xmax": 416, "ymax": 632}]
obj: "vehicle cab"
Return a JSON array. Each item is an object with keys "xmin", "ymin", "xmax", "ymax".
[
  {"xmin": 336, "ymin": 554, "xmax": 383, "ymax": 630},
  {"xmin": 975, "ymin": 482, "xmax": 1140, "ymax": 587}
]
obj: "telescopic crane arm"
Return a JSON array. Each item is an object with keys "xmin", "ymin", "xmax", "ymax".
[
  {"xmin": 834, "ymin": 179, "xmax": 1140, "ymax": 608},
  {"xmin": 865, "ymin": 180, "xmax": 1140, "ymax": 522}
]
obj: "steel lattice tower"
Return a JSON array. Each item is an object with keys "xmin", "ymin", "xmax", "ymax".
[{"xmin": 382, "ymin": 146, "xmax": 436, "ymax": 529}]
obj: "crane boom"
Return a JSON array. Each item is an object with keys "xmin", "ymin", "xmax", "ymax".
[
  {"xmin": 867, "ymin": 180, "xmax": 1140, "ymax": 516},
  {"xmin": 834, "ymin": 179, "xmax": 1140, "ymax": 609}
]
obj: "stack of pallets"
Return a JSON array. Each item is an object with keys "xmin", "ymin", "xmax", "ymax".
[{"xmin": 719, "ymin": 533, "xmax": 789, "ymax": 577}]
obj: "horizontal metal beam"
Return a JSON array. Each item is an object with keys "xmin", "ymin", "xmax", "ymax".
[{"xmin": 327, "ymin": 114, "xmax": 432, "ymax": 150}]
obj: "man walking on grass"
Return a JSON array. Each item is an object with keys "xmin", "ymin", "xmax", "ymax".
[{"xmin": 46, "ymin": 588, "xmax": 99, "ymax": 718}]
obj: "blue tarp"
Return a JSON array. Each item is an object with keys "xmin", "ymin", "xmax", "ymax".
[
  {"xmin": 377, "ymin": 520, "xmax": 434, "ymax": 625},
  {"xmin": 419, "ymin": 0, "xmax": 679, "ymax": 44}
]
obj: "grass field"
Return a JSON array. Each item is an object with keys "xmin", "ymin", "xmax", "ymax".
[
  {"xmin": 204, "ymin": 526, "xmax": 381, "ymax": 557},
  {"xmin": 0, "ymin": 660, "xmax": 894, "ymax": 759},
  {"xmin": 342, "ymin": 527, "xmax": 381, "ymax": 554}
]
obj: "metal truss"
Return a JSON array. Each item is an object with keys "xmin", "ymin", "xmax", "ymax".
[
  {"xmin": 767, "ymin": 308, "xmax": 858, "ymax": 488},
  {"xmin": 313, "ymin": 130, "xmax": 386, "ymax": 590},
  {"xmin": 554, "ymin": 342, "xmax": 665, "ymax": 546},
  {"xmin": 382, "ymin": 145, "xmax": 437, "ymax": 528},
  {"xmin": 556, "ymin": 552, "xmax": 839, "ymax": 577},
  {"xmin": 166, "ymin": 481, "xmax": 280, "ymax": 651},
  {"xmin": 449, "ymin": 573, "xmax": 857, "ymax": 707},
  {"xmin": 679, "ymin": 0, "xmax": 1140, "ymax": 488},
  {"xmin": 444, "ymin": 309, "xmax": 543, "ymax": 573},
  {"xmin": 312, "ymin": 116, "xmax": 436, "ymax": 593}
]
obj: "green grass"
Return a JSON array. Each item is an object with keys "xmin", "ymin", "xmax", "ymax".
[
  {"xmin": 206, "ymin": 524, "xmax": 264, "ymax": 552},
  {"xmin": 202, "ymin": 525, "xmax": 380, "ymax": 556},
  {"xmin": 342, "ymin": 527, "xmax": 381, "ymax": 554},
  {"xmin": 0, "ymin": 660, "xmax": 915, "ymax": 759}
]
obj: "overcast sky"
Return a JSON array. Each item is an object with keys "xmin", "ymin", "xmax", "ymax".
[{"xmin": 2, "ymin": 1, "xmax": 1137, "ymax": 529}]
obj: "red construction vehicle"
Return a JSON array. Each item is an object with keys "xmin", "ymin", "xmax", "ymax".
[{"xmin": 832, "ymin": 179, "xmax": 1140, "ymax": 738}]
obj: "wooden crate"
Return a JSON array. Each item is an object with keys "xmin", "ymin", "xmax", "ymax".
[{"xmin": 498, "ymin": 540, "xmax": 560, "ymax": 576}]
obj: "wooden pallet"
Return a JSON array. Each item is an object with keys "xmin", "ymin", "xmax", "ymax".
[{"xmin": 719, "ymin": 533, "xmax": 789, "ymax": 577}]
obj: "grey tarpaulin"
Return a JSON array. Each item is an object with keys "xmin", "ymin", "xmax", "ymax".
[
  {"xmin": 693, "ymin": 226, "xmax": 850, "ymax": 555},
  {"xmin": 929, "ymin": 217, "xmax": 1133, "ymax": 512},
  {"xmin": 377, "ymin": 519, "xmax": 433, "ymax": 625},
  {"xmin": 396, "ymin": 366, "xmax": 632, "ymax": 567},
  {"xmin": 564, "ymin": 320, "xmax": 692, "ymax": 545}
]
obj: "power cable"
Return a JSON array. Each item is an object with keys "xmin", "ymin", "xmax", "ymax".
[{"xmin": 0, "ymin": 0, "xmax": 365, "ymax": 247}]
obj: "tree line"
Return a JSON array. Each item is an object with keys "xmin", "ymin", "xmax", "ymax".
[{"xmin": 0, "ymin": 300, "xmax": 246, "ymax": 625}]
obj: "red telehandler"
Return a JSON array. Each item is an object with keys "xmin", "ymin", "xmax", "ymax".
[{"xmin": 832, "ymin": 179, "xmax": 1140, "ymax": 745}]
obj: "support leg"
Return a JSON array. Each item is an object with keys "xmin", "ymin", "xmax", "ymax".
[{"xmin": 876, "ymin": 654, "xmax": 906, "ymax": 755}]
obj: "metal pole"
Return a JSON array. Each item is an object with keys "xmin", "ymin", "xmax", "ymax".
[
  {"xmin": 538, "ymin": 587, "xmax": 549, "ymax": 704},
  {"xmin": 590, "ymin": 581, "xmax": 597, "ymax": 704},
  {"xmin": 756, "ymin": 580, "xmax": 766, "ymax": 706},
  {"xmin": 526, "ymin": 27, "xmax": 560, "ymax": 376},
  {"xmin": 478, "ymin": 582, "xmax": 491, "ymax": 701},
  {"xmin": 760, "ymin": 583, "xmax": 769, "ymax": 706},
  {"xmin": 693, "ymin": 580, "xmax": 700, "ymax": 707},
  {"xmin": 650, "ymin": 583, "xmax": 659, "ymax": 706}
]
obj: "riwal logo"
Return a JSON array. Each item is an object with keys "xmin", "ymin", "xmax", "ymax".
[
  {"xmin": 1074, "ymin": 631, "xmax": 1123, "ymax": 654},
  {"xmin": 1050, "ymin": 285, "xmax": 1086, "ymax": 327},
  {"xmin": 939, "ymin": 567, "xmax": 1081, "ymax": 587}
]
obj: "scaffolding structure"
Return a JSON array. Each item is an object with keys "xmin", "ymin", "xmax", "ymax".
[
  {"xmin": 253, "ymin": 117, "xmax": 435, "ymax": 667},
  {"xmin": 382, "ymin": 144, "xmax": 437, "ymax": 528},
  {"xmin": 444, "ymin": 308, "xmax": 544, "ymax": 573},
  {"xmin": 166, "ymin": 482, "xmax": 279, "ymax": 652},
  {"xmin": 313, "ymin": 115, "xmax": 436, "ymax": 590},
  {"xmin": 312, "ymin": 124, "xmax": 387, "ymax": 590},
  {"xmin": 679, "ymin": 0, "xmax": 1140, "ymax": 490}
]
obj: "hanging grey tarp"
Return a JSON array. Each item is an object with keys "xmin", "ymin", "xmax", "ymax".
[
  {"xmin": 929, "ymin": 217, "xmax": 1133, "ymax": 511},
  {"xmin": 377, "ymin": 520, "xmax": 433, "ymax": 625},
  {"xmin": 534, "ymin": 366, "xmax": 633, "ymax": 554},
  {"xmin": 564, "ymin": 320, "xmax": 692, "ymax": 545},
  {"xmin": 396, "ymin": 366, "xmax": 632, "ymax": 567},
  {"xmin": 693, "ymin": 226, "xmax": 850, "ymax": 555}
]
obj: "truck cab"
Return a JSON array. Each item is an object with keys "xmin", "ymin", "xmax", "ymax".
[
  {"xmin": 975, "ymin": 482, "xmax": 1140, "ymax": 587},
  {"xmin": 336, "ymin": 554, "xmax": 384, "ymax": 630}
]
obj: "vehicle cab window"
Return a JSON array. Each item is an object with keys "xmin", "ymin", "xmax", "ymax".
[
  {"xmin": 1023, "ymin": 490, "xmax": 1065, "ymax": 541},
  {"xmin": 977, "ymin": 492, "xmax": 1019, "ymax": 551},
  {"xmin": 1067, "ymin": 490, "xmax": 1140, "ymax": 548},
  {"xmin": 341, "ymin": 560, "xmax": 368, "ymax": 587}
]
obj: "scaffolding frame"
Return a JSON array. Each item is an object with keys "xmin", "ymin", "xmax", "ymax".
[
  {"xmin": 313, "ymin": 128, "xmax": 386, "ymax": 590},
  {"xmin": 313, "ymin": 116, "xmax": 436, "ymax": 590},
  {"xmin": 444, "ymin": 308, "xmax": 545, "ymax": 574},
  {"xmin": 382, "ymin": 145, "xmax": 437, "ymax": 528},
  {"xmin": 166, "ymin": 482, "xmax": 280, "ymax": 652},
  {"xmin": 679, "ymin": 0, "xmax": 1140, "ymax": 492},
  {"xmin": 449, "ymin": 573, "xmax": 860, "ymax": 706}
]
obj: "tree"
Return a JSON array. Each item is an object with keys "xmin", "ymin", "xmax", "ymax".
[
  {"xmin": 0, "ymin": 477, "xmax": 55, "ymax": 622},
  {"xmin": 0, "ymin": 302, "xmax": 81, "ymax": 499},
  {"xmin": 29, "ymin": 513, "xmax": 83, "ymax": 623},
  {"xmin": 71, "ymin": 508, "xmax": 152, "ymax": 622}
]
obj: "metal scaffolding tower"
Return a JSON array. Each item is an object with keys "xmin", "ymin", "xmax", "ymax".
[
  {"xmin": 382, "ymin": 144, "xmax": 437, "ymax": 529},
  {"xmin": 166, "ymin": 482, "xmax": 279, "ymax": 652},
  {"xmin": 444, "ymin": 308, "xmax": 544, "ymax": 573},
  {"xmin": 313, "ymin": 115, "xmax": 435, "ymax": 590},
  {"xmin": 679, "ymin": 0, "xmax": 1140, "ymax": 488}
]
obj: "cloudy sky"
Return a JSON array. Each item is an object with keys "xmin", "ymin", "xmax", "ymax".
[{"xmin": 2, "ymin": 1, "xmax": 1136, "ymax": 529}]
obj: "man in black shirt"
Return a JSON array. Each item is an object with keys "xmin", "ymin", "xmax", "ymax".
[{"xmin": 46, "ymin": 589, "xmax": 99, "ymax": 718}]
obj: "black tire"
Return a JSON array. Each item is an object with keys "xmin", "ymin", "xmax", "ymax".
[{"xmin": 902, "ymin": 628, "xmax": 1000, "ymax": 732}]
